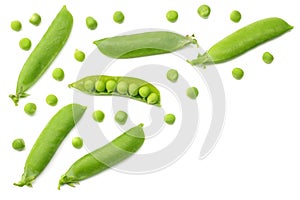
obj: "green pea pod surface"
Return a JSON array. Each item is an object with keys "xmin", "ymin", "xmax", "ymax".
[
  {"xmin": 188, "ymin": 17, "xmax": 293, "ymax": 65},
  {"xmin": 94, "ymin": 31, "xmax": 197, "ymax": 58},
  {"xmin": 9, "ymin": 6, "xmax": 73, "ymax": 106},
  {"xmin": 58, "ymin": 124, "xmax": 145, "ymax": 189},
  {"xmin": 69, "ymin": 75, "xmax": 161, "ymax": 106},
  {"xmin": 14, "ymin": 104, "xmax": 87, "ymax": 187}
]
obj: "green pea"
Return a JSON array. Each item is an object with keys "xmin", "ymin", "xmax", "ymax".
[
  {"xmin": 46, "ymin": 94, "xmax": 58, "ymax": 106},
  {"xmin": 52, "ymin": 68, "xmax": 64, "ymax": 81},
  {"xmin": 93, "ymin": 110, "xmax": 105, "ymax": 122},
  {"xmin": 74, "ymin": 49, "xmax": 85, "ymax": 62},
  {"xmin": 72, "ymin": 137, "xmax": 83, "ymax": 149},
  {"xmin": 230, "ymin": 10, "xmax": 242, "ymax": 23},
  {"xmin": 232, "ymin": 68, "xmax": 244, "ymax": 80},
  {"xmin": 19, "ymin": 38, "xmax": 32, "ymax": 51},
  {"xmin": 128, "ymin": 83, "xmax": 139, "ymax": 96},
  {"xmin": 106, "ymin": 80, "xmax": 117, "ymax": 93},
  {"xmin": 166, "ymin": 10, "xmax": 178, "ymax": 23},
  {"xmin": 11, "ymin": 20, "xmax": 22, "ymax": 31},
  {"xmin": 113, "ymin": 11, "xmax": 125, "ymax": 24},
  {"xmin": 197, "ymin": 5, "xmax": 211, "ymax": 19},
  {"xmin": 114, "ymin": 110, "xmax": 128, "ymax": 125},
  {"xmin": 29, "ymin": 13, "xmax": 41, "ymax": 26},
  {"xmin": 147, "ymin": 93, "xmax": 159, "ymax": 105},
  {"xmin": 164, "ymin": 114, "xmax": 176, "ymax": 125},
  {"xmin": 86, "ymin": 16, "xmax": 98, "ymax": 30},
  {"xmin": 117, "ymin": 81, "xmax": 128, "ymax": 95},
  {"xmin": 262, "ymin": 52, "xmax": 274, "ymax": 64},
  {"xmin": 12, "ymin": 139, "xmax": 25, "ymax": 151},
  {"xmin": 186, "ymin": 87, "xmax": 199, "ymax": 99},
  {"xmin": 167, "ymin": 69, "xmax": 179, "ymax": 82},
  {"xmin": 139, "ymin": 86, "xmax": 151, "ymax": 98},
  {"xmin": 84, "ymin": 80, "xmax": 94, "ymax": 91},
  {"xmin": 95, "ymin": 80, "xmax": 106, "ymax": 92},
  {"xmin": 24, "ymin": 103, "xmax": 36, "ymax": 116}
]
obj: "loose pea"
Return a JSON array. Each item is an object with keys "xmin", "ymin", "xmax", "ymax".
[
  {"xmin": 86, "ymin": 16, "xmax": 98, "ymax": 30},
  {"xmin": 72, "ymin": 137, "xmax": 83, "ymax": 149},
  {"xmin": 230, "ymin": 10, "xmax": 242, "ymax": 23},
  {"xmin": 46, "ymin": 94, "xmax": 58, "ymax": 106},
  {"xmin": 166, "ymin": 10, "xmax": 178, "ymax": 23},
  {"xmin": 52, "ymin": 68, "xmax": 64, "ymax": 81},
  {"xmin": 74, "ymin": 49, "xmax": 85, "ymax": 62},
  {"xmin": 117, "ymin": 81, "xmax": 128, "ymax": 95},
  {"xmin": 167, "ymin": 69, "xmax": 179, "ymax": 82},
  {"xmin": 262, "ymin": 52, "xmax": 274, "ymax": 64},
  {"xmin": 232, "ymin": 68, "xmax": 244, "ymax": 80},
  {"xmin": 24, "ymin": 103, "xmax": 36, "ymax": 116},
  {"xmin": 197, "ymin": 5, "xmax": 211, "ymax": 19},
  {"xmin": 186, "ymin": 87, "xmax": 199, "ymax": 99},
  {"xmin": 95, "ymin": 80, "xmax": 106, "ymax": 92},
  {"xmin": 114, "ymin": 110, "xmax": 128, "ymax": 125},
  {"xmin": 19, "ymin": 38, "xmax": 32, "ymax": 51},
  {"xmin": 147, "ymin": 93, "xmax": 159, "ymax": 105},
  {"xmin": 93, "ymin": 110, "xmax": 105, "ymax": 122},
  {"xmin": 12, "ymin": 139, "xmax": 25, "ymax": 151},
  {"xmin": 128, "ymin": 83, "xmax": 139, "ymax": 96},
  {"xmin": 84, "ymin": 80, "xmax": 94, "ymax": 91},
  {"xmin": 106, "ymin": 80, "xmax": 117, "ymax": 93},
  {"xmin": 11, "ymin": 20, "xmax": 22, "ymax": 31},
  {"xmin": 164, "ymin": 114, "xmax": 176, "ymax": 125},
  {"xmin": 29, "ymin": 13, "xmax": 41, "ymax": 26},
  {"xmin": 113, "ymin": 11, "xmax": 125, "ymax": 24},
  {"xmin": 139, "ymin": 86, "xmax": 151, "ymax": 98}
]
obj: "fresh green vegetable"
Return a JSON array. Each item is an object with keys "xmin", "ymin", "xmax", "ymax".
[
  {"xmin": 166, "ymin": 10, "xmax": 178, "ymax": 23},
  {"xmin": 186, "ymin": 87, "xmax": 199, "ymax": 99},
  {"xmin": 14, "ymin": 104, "xmax": 86, "ymax": 187},
  {"xmin": 74, "ymin": 49, "xmax": 85, "ymax": 62},
  {"xmin": 113, "ymin": 11, "xmax": 125, "ymax": 24},
  {"xmin": 232, "ymin": 68, "xmax": 244, "ymax": 80},
  {"xmin": 164, "ymin": 114, "xmax": 176, "ymax": 125},
  {"xmin": 197, "ymin": 5, "xmax": 211, "ymax": 19},
  {"xmin": 19, "ymin": 38, "xmax": 32, "ymax": 51},
  {"xmin": 93, "ymin": 31, "xmax": 197, "ymax": 58},
  {"xmin": 29, "ymin": 13, "xmax": 41, "ymax": 26},
  {"xmin": 114, "ymin": 110, "xmax": 128, "ymax": 125},
  {"xmin": 9, "ymin": 6, "xmax": 73, "ymax": 106},
  {"xmin": 69, "ymin": 75, "xmax": 161, "ymax": 106},
  {"xmin": 230, "ymin": 10, "xmax": 241, "ymax": 23},
  {"xmin": 24, "ymin": 103, "xmax": 36, "ymax": 116},
  {"xmin": 93, "ymin": 110, "xmax": 105, "ymax": 123},
  {"xmin": 72, "ymin": 137, "xmax": 83, "ymax": 149},
  {"xmin": 86, "ymin": 16, "xmax": 98, "ymax": 30},
  {"xmin": 52, "ymin": 68, "xmax": 64, "ymax": 81},
  {"xmin": 12, "ymin": 139, "xmax": 25, "ymax": 151},
  {"xmin": 188, "ymin": 17, "xmax": 293, "ymax": 65},
  {"xmin": 11, "ymin": 20, "xmax": 22, "ymax": 31},
  {"xmin": 46, "ymin": 94, "xmax": 58, "ymax": 106},
  {"xmin": 262, "ymin": 52, "xmax": 274, "ymax": 64},
  {"xmin": 167, "ymin": 69, "xmax": 179, "ymax": 82},
  {"xmin": 58, "ymin": 124, "xmax": 145, "ymax": 189}
]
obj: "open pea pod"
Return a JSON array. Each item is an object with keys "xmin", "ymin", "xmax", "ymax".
[{"xmin": 69, "ymin": 75, "xmax": 161, "ymax": 106}]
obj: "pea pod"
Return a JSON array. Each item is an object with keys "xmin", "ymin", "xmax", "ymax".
[
  {"xmin": 58, "ymin": 124, "xmax": 145, "ymax": 189},
  {"xmin": 9, "ymin": 6, "xmax": 73, "ymax": 106},
  {"xmin": 94, "ymin": 31, "xmax": 198, "ymax": 58},
  {"xmin": 14, "ymin": 104, "xmax": 86, "ymax": 187},
  {"xmin": 69, "ymin": 75, "xmax": 161, "ymax": 106},
  {"xmin": 188, "ymin": 17, "xmax": 293, "ymax": 65}
]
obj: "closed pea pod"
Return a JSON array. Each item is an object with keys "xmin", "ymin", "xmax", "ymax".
[{"xmin": 14, "ymin": 104, "xmax": 86, "ymax": 187}]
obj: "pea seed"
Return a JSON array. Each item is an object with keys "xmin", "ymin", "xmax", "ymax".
[
  {"xmin": 74, "ymin": 49, "xmax": 85, "ymax": 62},
  {"xmin": 46, "ymin": 94, "xmax": 58, "ymax": 106},
  {"xmin": 24, "ymin": 102, "xmax": 36, "ymax": 116},
  {"xmin": 167, "ymin": 69, "xmax": 179, "ymax": 82},
  {"xmin": 186, "ymin": 87, "xmax": 199, "ymax": 99},
  {"xmin": 72, "ymin": 137, "xmax": 83, "ymax": 149},
  {"xmin": 113, "ymin": 11, "xmax": 125, "ymax": 24},
  {"xmin": 19, "ymin": 38, "xmax": 32, "ymax": 51},
  {"xmin": 11, "ymin": 20, "xmax": 22, "ymax": 31},
  {"xmin": 84, "ymin": 80, "xmax": 94, "ymax": 91},
  {"xmin": 12, "ymin": 139, "xmax": 25, "ymax": 151},
  {"xmin": 164, "ymin": 114, "xmax": 176, "ymax": 125},
  {"xmin": 166, "ymin": 10, "xmax": 178, "ymax": 23},
  {"xmin": 232, "ymin": 68, "xmax": 244, "ymax": 80},
  {"xmin": 114, "ymin": 110, "xmax": 128, "ymax": 125},
  {"xmin": 230, "ymin": 10, "xmax": 242, "ymax": 23},
  {"xmin": 29, "ymin": 13, "xmax": 41, "ymax": 26},
  {"xmin": 117, "ymin": 81, "xmax": 128, "ymax": 95},
  {"xmin": 106, "ymin": 80, "xmax": 117, "ymax": 93},
  {"xmin": 86, "ymin": 16, "xmax": 98, "ymax": 30},
  {"xmin": 197, "ymin": 5, "xmax": 211, "ymax": 19},
  {"xmin": 139, "ymin": 86, "xmax": 151, "ymax": 98},
  {"xmin": 147, "ymin": 93, "xmax": 159, "ymax": 105},
  {"xmin": 93, "ymin": 110, "xmax": 105, "ymax": 122},
  {"xmin": 262, "ymin": 52, "xmax": 274, "ymax": 64},
  {"xmin": 95, "ymin": 80, "xmax": 106, "ymax": 92},
  {"xmin": 52, "ymin": 68, "xmax": 64, "ymax": 81},
  {"xmin": 128, "ymin": 83, "xmax": 139, "ymax": 96}
]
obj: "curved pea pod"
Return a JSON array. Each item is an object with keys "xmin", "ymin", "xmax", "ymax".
[
  {"xmin": 188, "ymin": 17, "xmax": 293, "ymax": 65},
  {"xmin": 9, "ymin": 6, "xmax": 73, "ymax": 106},
  {"xmin": 58, "ymin": 124, "xmax": 145, "ymax": 189},
  {"xmin": 93, "ymin": 31, "xmax": 198, "ymax": 58},
  {"xmin": 14, "ymin": 104, "xmax": 87, "ymax": 187},
  {"xmin": 69, "ymin": 75, "xmax": 161, "ymax": 106}
]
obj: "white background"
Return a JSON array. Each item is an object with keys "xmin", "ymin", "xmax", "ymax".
[{"xmin": 0, "ymin": 0, "xmax": 299, "ymax": 199}]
